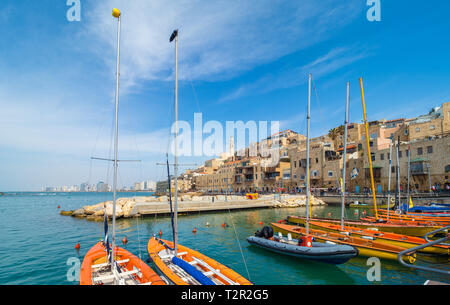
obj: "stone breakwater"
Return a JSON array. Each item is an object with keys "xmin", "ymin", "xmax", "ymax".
[{"xmin": 60, "ymin": 194, "xmax": 325, "ymax": 221}]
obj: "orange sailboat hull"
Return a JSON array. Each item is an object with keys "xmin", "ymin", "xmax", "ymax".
[
  {"xmin": 147, "ymin": 237, "xmax": 252, "ymax": 285},
  {"xmin": 80, "ymin": 242, "xmax": 165, "ymax": 285},
  {"xmin": 308, "ymin": 221, "xmax": 449, "ymax": 255}
]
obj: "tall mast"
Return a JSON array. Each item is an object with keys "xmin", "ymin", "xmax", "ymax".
[
  {"xmin": 387, "ymin": 136, "xmax": 393, "ymax": 222},
  {"xmin": 170, "ymin": 30, "xmax": 179, "ymax": 255},
  {"xmin": 306, "ymin": 73, "xmax": 311, "ymax": 235},
  {"xmin": 340, "ymin": 82, "xmax": 350, "ymax": 230},
  {"xmin": 396, "ymin": 136, "xmax": 401, "ymax": 212},
  {"xmin": 359, "ymin": 78, "xmax": 378, "ymax": 220},
  {"xmin": 407, "ymin": 145, "xmax": 411, "ymax": 213},
  {"xmin": 111, "ymin": 8, "xmax": 121, "ymax": 262}
]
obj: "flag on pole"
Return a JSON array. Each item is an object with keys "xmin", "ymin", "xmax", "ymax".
[
  {"xmin": 351, "ymin": 168, "xmax": 359, "ymax": 180},
  {"xmin": 409, "ymin": 197, "xmax": 414, "ymax": 209},
  {"xmin": 103, "ymin": 211, "xmax": 112, "ymax": 263}
]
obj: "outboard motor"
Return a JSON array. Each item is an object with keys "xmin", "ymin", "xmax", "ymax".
[{"xmin": 254, "ymin": 226, "xmax": 274, "ymax": 239}]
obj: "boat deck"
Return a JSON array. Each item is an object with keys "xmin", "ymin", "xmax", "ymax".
[
  {"xmin": 90, "ymin": 259, "xmax": 147, "ymax": 285},
  {"xmin": 158, "ymin": 249, "xmax": 234, "ymax": 285}
]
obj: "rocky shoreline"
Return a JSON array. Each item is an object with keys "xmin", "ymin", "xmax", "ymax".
[{"xmin": 60, "ymin": 193, "xmax": 326, "ymax": 221}]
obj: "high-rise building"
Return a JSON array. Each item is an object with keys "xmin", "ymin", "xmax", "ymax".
[{"xmin": 97, "ymin": 181, "xmax": 107, "ymax": 192}]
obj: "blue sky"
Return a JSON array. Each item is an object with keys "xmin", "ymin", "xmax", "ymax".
[{"xmin": 0, "ymin": 0, "xmax": 449, "ymax": 191}]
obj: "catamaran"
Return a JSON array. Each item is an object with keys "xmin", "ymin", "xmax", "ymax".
[
  {"xmin": 147, "ymin": 30, "xmax": 252, "ymax": 285},
  {"xmin": 80, "ymin": 8, "xmax": 165, "ymax": 286}
]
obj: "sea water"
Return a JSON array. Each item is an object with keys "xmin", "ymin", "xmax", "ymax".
[{"xmin": 0, "ymin": 192, "xmax": 448, "ymax": 285}]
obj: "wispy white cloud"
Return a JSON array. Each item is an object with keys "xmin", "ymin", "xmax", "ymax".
[
  {"xmin": 84, "ymin": 0, "xmax": 364, "ymax": 93},
  {"xmin": 219, "ymin": 45, "xmax": 371, "ymax": 103}
]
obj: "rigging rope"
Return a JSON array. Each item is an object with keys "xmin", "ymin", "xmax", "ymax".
[{"xmin": 227, "ymin": 208, "xmax": 252, "ymax": 282}]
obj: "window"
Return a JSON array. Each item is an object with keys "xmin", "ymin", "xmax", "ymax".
[
  {"xmin": 388, "ymin": 153, "xmax": 390, "ymax": 159},
  {"xmin": 399, "ymin": 151, "xmax": 402, "ymax": 158},
  {"xmin": 406, "ymin": 150, "xmax": 409, "ymax": 157},
  {"xmin": 417, "ymin": 147, "xmax": 423, "ymax": 155},
  {"xmin": 328, "ymin": 171, "xmax": 333, "ymax": 177},
  {"xmin": 300, "ymin": 175, "xmax": 305, "ymax": 180},
  {"xmin": 315, "ymin": 158, "xmax": 319, "ymax": 163},
  {"xmin": 404, "ymin": 129, "xmax": 409, "ymax": 135},
  {"xmin": 369, "ymin": 141, "xmax": 373, "ymax": 147},
  {"xmin": 371, "ymin": 153, "xmax": 375, "ymax": 161},
  {"xmin": 416, "ymin": 127, "xmax": 420, "ymax": 132},
  {"xmin": 430, "ymin": 125, "xmax": 435, "ymax": 130},
  {"xmin": 358, "ymin": 143, "xmax": 363, "ymax": 151},
  {"xmin": 294, "ymin": 174, "xmax": 297, "ymax": 179},
  {"xmin": 445, "ymin": 165, "xmax": 450, "ymax": 173},
  {"xmin": 427, "ymin": 146, "xmax": 433, "ymax": 154},
  {"xmin": 294, "ymin": 161, "xmax": 297, "ymax": 168},
  {"xmin": 312, "ymin": 170, "xmax": 319, "ymax": 177},
  {"xmin": 380, "ymin": 153, "xmax": 384, "ymax": 160},
  {"xmin": 391, "ymin": 166, "xmax": 396, "ymax": 173}
]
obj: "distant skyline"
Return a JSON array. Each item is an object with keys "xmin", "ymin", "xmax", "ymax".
[{"xmin": 1, "ymin": 1, "xmax": 450, "ymax": 191}]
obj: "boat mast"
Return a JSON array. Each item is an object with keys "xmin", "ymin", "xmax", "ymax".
[
  {"xmin": 170, "ymin": 29, "xmax": 179, "ymax": 255},
  {"xmin": 340, "ymin": 82, "xmax": 350, "ymax": 230},
  {"xmin": 306, "ymin": 73, "xmax": 311, "ymax": 234},
  {"xmin": 407, "ymin": 145, "xmax": 411, "ymax": 213},
  {"xmin": 359, "ymin": 78, "xmax": 379, "ymax": 220},
  {"xmin": 387, "ymin": 136, "xmax": 393, "ymax": 222},
  {"xmin": 396, "ymin": 136, "xmax": 401, "ymax": 212},
  {"xmin": 111, "ymin": 8, "xmax": 121, "ymax": 263}
]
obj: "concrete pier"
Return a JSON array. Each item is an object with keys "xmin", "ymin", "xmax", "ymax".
[{"xmin": 132, "ymin": 198, "xmax": 277, "ymax": 217}]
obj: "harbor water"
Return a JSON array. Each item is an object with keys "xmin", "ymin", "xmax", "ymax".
[{"xmin": 0, "ymin": 192, "xmax": 448, "ymax": 285}]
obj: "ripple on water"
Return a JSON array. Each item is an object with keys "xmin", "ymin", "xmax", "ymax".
[{"xmin": 0, "ymin": 193, "xmax": 445, "ymax": 285}]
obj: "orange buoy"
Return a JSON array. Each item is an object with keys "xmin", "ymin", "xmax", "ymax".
[
  {"xmin": 258, "ymin": 221, "xmax": 263, "ymax": 225},
  {"xmin": 222, "ymin": 223, "xmax": 227, "ymax": 228},
  {"xmin": 278, "ymin": 220, "xmax": 282, "ymax": 223},
  {"xmin": 75, "ymin": 243, "xmax": 80, "ymax": 250},
  {"xmin": 159, "ymin": 230, "xmax": 162, "ymax": 236},
  {"xmin": 57, "ymin": 205, "xmax": 60, "ymax": 209},
  {"xmin": 122, "ymin": 236, "xmax": 128, "ymax": 245},
  {"xmin": 192, "ymin": 228, "xmax": 197, "ymax": 233}
]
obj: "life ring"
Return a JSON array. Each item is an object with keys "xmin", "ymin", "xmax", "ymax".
[
  {"xmin": 390, "ymin": 197, "xmax": 395, "ymax": 203},
  {"xmin": 394, "ymin": 209, "xmax": 401, "ymax": 215}
]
